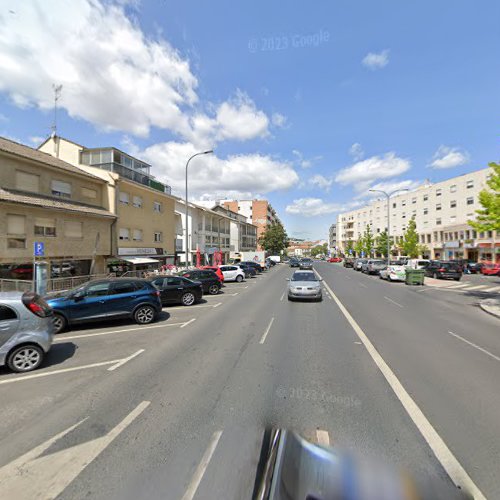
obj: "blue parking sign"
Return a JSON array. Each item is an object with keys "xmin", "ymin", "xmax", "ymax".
[{"xmin": 34, "ymin": 241, "xmax": 45, "ymax": 257}]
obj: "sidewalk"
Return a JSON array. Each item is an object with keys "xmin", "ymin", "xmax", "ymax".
[{"xmin": 479, "ymin": 298, "xmax": 500, "ymax": 319}]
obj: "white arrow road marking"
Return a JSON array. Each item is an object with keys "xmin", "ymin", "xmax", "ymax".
[
  {"xmin": 181, "ymin": 430, "xmax": 223, "ymax": 500},
  {"xmin": 107, "ymin": 349, "xmax": 144, "ymax": 371},
  {"xmin": 0, "ymin": 401, "xmax": 150, "ymax": 500}
]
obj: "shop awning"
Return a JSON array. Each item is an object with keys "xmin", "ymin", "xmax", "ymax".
[{"xmin": 118, "ymin": 257, "xmax": 159, "ymax": 265}]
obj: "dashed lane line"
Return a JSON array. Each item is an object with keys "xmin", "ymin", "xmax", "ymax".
[
  {"xmin": 383, "ymin": 296, "xmax": 404, "ymax": 308},
  {"xmin": 448, "ymin": 331, "xmax": 500, "ymax": 362},
  {"xmin": 259, "ymin": 317, "xmax": 275, "ymax": 344}
]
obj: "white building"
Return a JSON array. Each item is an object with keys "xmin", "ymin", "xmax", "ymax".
[
  {"xmin": 328, "ymin": 223, "xmax": 337, "ymax": 254},
  {"xmin": 336, "ymin": 167, "xmax": 498, "ymax": 262}
]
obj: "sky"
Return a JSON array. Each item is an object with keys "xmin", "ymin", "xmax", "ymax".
[{"xmin": 0, "ymin": 0, "xmax": 499, "ymax": 240}]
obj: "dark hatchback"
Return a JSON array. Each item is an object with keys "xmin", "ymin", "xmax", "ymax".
[
  {"xmin": 47, "ymin": 278, "xmax": 162, "ymax": 333},
  {"xmin": 425, "ymin": 261, "xmax": 462, "ymax": 280},
  {"xmin": 149, "ymin": 276, "xmax": 203, "ymax": 306},
  {"xmin": 236, "ymin": 263, "xmax": 257, "ymax": 277},
  {"xmin": 343, "ymin": 258, "xmax": 354, "ymax": 268},
  {"xmin": 289, "ymin": 258, "xmax": 300, "ymax": 267},
  {"xmin": 240, "ymin": 261, "xmax": 263, "ymax": 273},
  {"xmin": 178, "ymin": 269, "xmax": 221, "ymax": 295}
]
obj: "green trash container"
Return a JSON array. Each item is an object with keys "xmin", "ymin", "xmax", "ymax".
[{"xmin": 405, "ymin": 268, "xmax": 425, "ymax": 285}]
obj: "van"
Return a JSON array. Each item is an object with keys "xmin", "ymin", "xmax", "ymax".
[{"xmin": 407, "ymin": 259, "xmax": 430, "ymax": 270}]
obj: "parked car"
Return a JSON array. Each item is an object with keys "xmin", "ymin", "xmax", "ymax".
[
  {"xmin": 287, "ymin": 270, "xmax": 322, "ymax": 301},
  {"xmin": 150, "ymin": 276, "xmax": 203, "ymax": 306},
  {"xmin": 466, "ymin": 262, "xmax": 484, "ymax": 274},
  {"xmin": 47, "ymin": 278, "xmax": 162, "ymax": 333},
  {"xmin": 178, "ymin": 269, "xmax": 221, "ymax": 295},
  {"xmin": 240, "ymin": 261, "xmax": 264, "ymax": 273},
  {"xmin": 343, "ymin": 258, "xmax": 354, "ymax": 268},
  {"xmin": 407, "ymin": 259, "xmax": 430, "ymax": 270},
  {"xmin": 289, "ymin": 258, "xmax": 300, "ymax": 268},
  {"xmin": 354, "ymin": 259, "xmax": 368, "ymax": 271},
  {"xmin": 236, "ymin": 263, "xmax": 257, "ymax": 277},
  {"xmin": 219, "ymin": 265, "xmax": 246, "ymax": 282},
  {"xmin": 328, "ymin": 257, "xmax": 342, "ymax": 263},
  {"xmin": 425, "ymin": 261, "xmax": 462, "ymax": 280},
  {"xmin": 0, "ymin": 292, "xmax": 54, "ymax": 372},
  {"xmin": 379, "ymin": 263, "xmax": 407, "ymax": 281},
  {"xmin": 481, "ymin": 262, "xmax": 500, "ymax": 276},
  {"xmin": 299, "ymin": 258, "xmax": 314, "ymax": 270},
  {"xmin": 265, "ymin": 257, "xmax": 276, "ymax": 267},
  {"xmin": 200, "ymin": 266, "xmax": 225, "ymax": 283},
  {"xmin": 365, "ymin": 259, "xmax": 387, "ymax": 275}
]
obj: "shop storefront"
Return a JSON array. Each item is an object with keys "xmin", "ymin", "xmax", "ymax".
[{"xmin": 109, "ymin": 247, "xmax": 175, "ymax": 274}]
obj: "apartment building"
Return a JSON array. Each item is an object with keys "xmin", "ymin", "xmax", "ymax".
[
  {"xmin": 39, "ymin": 136, "xmax": 177, "ymax": 271},
  {"xmin": 336, "ymin": 166, "xmax": 498, "ymax": 261},
  {"xmin": 222, "ymin": 199, "xmax": 281, "ymax": 251},
  {"xmin": 328, "ymin": 223, "xmax": 337, "ymax": 253},
  {"xmin": 0, "ymin": 136, "xmax": 115, "ymax": 279}
]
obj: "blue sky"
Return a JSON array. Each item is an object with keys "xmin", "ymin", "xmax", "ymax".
[{"xmin": 1, "ymin": 0, "xmax": 499, "ymax": 240}]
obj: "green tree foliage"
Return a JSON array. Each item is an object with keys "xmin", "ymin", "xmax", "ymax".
[
  {"xmin": 417, "ymin": 244, "xmax": 429, "ymax": 257},
  {"xmin": 401, "ymin": 218, "xmax": 420, "ymax": 258},
  {"xmin": 375, "ymin": 230, "xmax": 393, "ymax": 257},
  {"xmin": 345, "ymin": 239, "xmax": 354, "ymax": 255},
  {"xmin": 258, "ymin": 223, "xmax": 289, "ymax": 254},
  {"xmin": 469, "ymin": 162, "xmax": 500, "ymax": 231},
  {"xmin": 362, "ymin": 225, "xmax": 374, "ymax": 256},
  {"xmin": 354, "ymin": 239, "xmax": 364, "ymax": 257},
  {"xmin": 311, "ymin": 243, "xmax": 328, "ymax": 256}
]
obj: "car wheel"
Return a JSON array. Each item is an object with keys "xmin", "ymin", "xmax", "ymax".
[
  {"xmin": 53, "ymin": 313, "xmax": 67, "ymax": 334},
  {"xmin": 181, "ymin": 292, "xmax": 196, "ymax": 306},
  {"xmin": 236, "ymin": 274, "xmax": 243, "ymax": 283},
  {"xmin": 208, "ymin": 284, "xmax": 220, "ymax": 295},
  {"xmin": 7, "ymin": 344, "xmax": 44, "ymax": 373},
  {"xmin": 134, "ymin": 305, "xmax": 156, "ymax": 324}
]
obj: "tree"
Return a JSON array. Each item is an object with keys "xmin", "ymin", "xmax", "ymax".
[
  {"xmin": 258, "ymin": 223, "xmax": 289, "ymax": 255},
  {"xmin": 401, "ymin": 218, "xmax": 420, "ymax": 258},
  {"xmin": 345, "ymin": 239, "xmax": 354, "ymax": 256},
  {"xmin": 311, "ymin": 243, "xmax": 328, "ymax": 257},
  {"xmin": 362, "ymin": 225, "xmax": 374, "ymax": 256},
  {"xmin": 375, "ymin": 230, "xmax": 393, "ymax": 257},
  {"xmin": 469, "ymin": 162, "xmax": 500, "ymax": 231},
  {"xmin": 417, "ymin": 244, "xmax": 429, "ymax": 257},
  {"xmin": 354, "ymin": 239, "xmax": 364, "ymax": 257}
]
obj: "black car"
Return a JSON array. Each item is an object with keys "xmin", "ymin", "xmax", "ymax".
[
  {"xmin": 236, "ymin": 263, "xmax": 257, "ymax": 277},
  {"xmin": 425, "ymin": 261, "xmax": 462, "ymax": 281},
  {"xmin": 343, "ymin": 258, "xmax": 354, "ymax": 268},
  {"xmin": 466, "ymin": 262, "xmax": 484, "ymax": 274},
  {"xmin": 178, "ymin": 269, "xmax": 221, "ymax": 295},
  {"xmin": 149, "ymin": 276, "xmax": 203, "ymax": 306},
  {"xmin": 299, "ymin": 258, "xmax": 313, "ymax": 270},
  {"xmin": 289, "ymin": 258, "xmax": 300, "ymax": 267},
  {"xmin": 240, "ymin": 261, "xmax": 263, "ymax": 273}
]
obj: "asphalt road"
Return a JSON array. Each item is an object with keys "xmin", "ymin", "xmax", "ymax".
[{"xmin": 0, "ymin": 262, "xmax": 498, "ymax": 499}]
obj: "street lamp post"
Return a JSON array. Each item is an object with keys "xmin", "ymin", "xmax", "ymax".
[
  {"xmin": 369, "ymin": 188, "xmax": 409, "ymax": 265},
  {"xmin": 185, "ymin": 150, "xmax": 213, "ymax": 267}
]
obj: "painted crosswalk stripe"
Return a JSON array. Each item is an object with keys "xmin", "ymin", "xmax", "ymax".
[
  {"xmin": 483, "ymin": 286, "xmax": 500, "ymax": 293},
  {"xmin": 465, "ymin": 285, "xmax": 487, "ymax": 290},
  {"xmin": 447, "ymin": 284, "xmax": 468, "ymax": 289}
]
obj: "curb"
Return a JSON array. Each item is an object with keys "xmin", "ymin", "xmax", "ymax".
[{"xmin": 479, "ymin": 299, "xmax": 500, "ymax": 319}]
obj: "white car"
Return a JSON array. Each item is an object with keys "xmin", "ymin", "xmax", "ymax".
[
  {"xmin": 379, "ymin": 264, "xmax": 406, "ymax": 281},
  {"xmin": 218, "ymin": 265, "xmax": 245, "ymax": 282}
]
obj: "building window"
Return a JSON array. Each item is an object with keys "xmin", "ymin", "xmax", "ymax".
[
  {"xmin": 466, "ymin": 180, "xmax": 474, "ymax": 189},
  {"xmin": 7, "ymin": 214, "xmax": 26, "ymax": 248},
  {"xmin": 465, "ymin": 230, "xmax": 470, "ymax": 239},
  {"xmin": 401, "ymin": 200, "xmax": 406, "ymax": 207},
  {"xmin": 466, "ymin": 197, "xmax": 474, "ymax": 205},
  {"xmin": 402, "ymin": 213, "xmax": 406, "ymax": 219},
  {"xmin": 133, "ymin": 196, "xmax": 143, "ymax": 208},
  {"xmin": 467, "ymin": 213, "xmax": 474, "ymax": 217},
  {"xmin": 436, "ymin": 218, "xmax": 442, "ymax": 225},
  {"xmin": 16, "ymin": 170, "xmax": 40, "ymax": 192},
  {"xmin": 436, "ymin": 189, "xmax": 442, "ymax": 197},
  {"xmin": 119, "ymin": 228, "xmax": 130, "ymax": 240},
  {"xmin": 153, "ymin": 202, "xmax": 162, "ymax": 213},
  {"xmin": 436, "ymin": 203, "xmax": 441, "ymax": 211},
  {"xmin": 450, "ymin": 185, "xmax": 457, "ymax": 193},
  {"xmin": 412, "ymin": 197, "xmax": 416, "ymax": 204},
  {"xmin": 81, "ymin": 187, "xmax": 97, "ymax": 199},
  {"xmin": 423, "ymin": 207, "xmax": 428, "ymax": 215},
  {"xmin": 450, "ymin": 215, "xmax": 456, "ymax": 223},
  {"xmin": 64, "ymin": 221, "xmax": 83, "ymax": 238},
  {"xmin": 487, "ymin": 230, "xmax": 493, "ymax": 238},
  {"xmin": 51, "ymin": 180, "xmax": 72, "ymax": 198},
  {"xmin": 34, "ymin": 218, "xmax": 56, "ymax": 237},
  {"xmin": 119, "ymin": 192, "xmax": 130, "ymax": 205},
  {"xmin": 449, "ymin": 200, "xmax": 457, "ymax": 208},
  {"xmin": 423, "ymin": 194, "xmax": 428, "ymax": 201},
  {"xmin": 133, "ymin": 229, "xmax": 143, "ymax": 241},
  {"xmin": 154, "ymin": 232, "xmax": 162, "ymax": 242}
]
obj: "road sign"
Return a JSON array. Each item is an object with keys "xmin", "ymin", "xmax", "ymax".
[{"xmin": 34, "ymin": 241, "xmax": 45, "ymax": 257}]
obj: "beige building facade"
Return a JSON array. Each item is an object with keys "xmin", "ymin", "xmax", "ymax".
[
  {"xmin": 0, "ymin": 137, "xmax": 115, "ymax": 279},
  {"xmin": 336, "ymin": 166, "xmax": 498, "ymax": 261}
]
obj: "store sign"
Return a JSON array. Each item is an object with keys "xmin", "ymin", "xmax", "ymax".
[
  {"xmin": 118, "ymin": 247, "xmax": 162, "ymax": 256},
  {"xmin": 463, "ymin": 242, "xmax": 476, "ymax": 249},
  {"xmin": 444, "ymin": 241, "xmax": 460, "ymax": 248}
]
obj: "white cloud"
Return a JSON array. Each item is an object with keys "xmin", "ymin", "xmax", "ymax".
[
  {"xmin": 349, "ymin": 142, "xmax": 364, "ymax": 161},
  {"xmin": 358, "ymin": 179, "xmax": 423, "ymax": 198},
  {"xmin": 271, "ymin": 112, "xmax": 287, "ymax": 128},
  {"xmin": 429, "ymin": 145, "xmax": 469, "ymax": 169},
  {"xmin": 362, "ymin": 49, "xmax": 390, "ymax": 70},
  {"xmin": 142, "ymin": 141, "xmax": 299, "ymax": 199},
  {"xmin": 29, "ymin": 136, "xmax": 46, "ymax": 145},
  {"xmin": 334, "ymin": 152, "xmax": 411, "ymax": 192},
  {"xmin": 292, "ymin": 149, "xmax": 322, "ymax": 169},
  {"xmin": 285, "ymin": 198, "xmax": 361, "ymax": 217},
  {"xmin": 309, "ymin": 174, "xmax": 333, "ymax": 191}
]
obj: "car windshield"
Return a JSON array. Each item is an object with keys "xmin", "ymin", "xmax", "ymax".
[{"xmin": 291, "ymin": 272, "xmax": 317, "ymax": 281}]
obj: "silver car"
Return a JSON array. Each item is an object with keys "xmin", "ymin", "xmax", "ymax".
[
  {"xmin": 287, "ymin": 270, "xmax": 322, "ymax": 301},
  {"xmin": 0, "ymin": 292, "xmax": 54, "ymax": 372}
]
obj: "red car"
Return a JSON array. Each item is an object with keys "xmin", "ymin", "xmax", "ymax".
[
  {"xmin": 481, "ymin": 262, "xmax": 500, "ymax": 276},
  {"xmin": 328, "ymin": 257, "xmax": 342, "ymax": 263},
  {"xmin": 200, "ymin": 266, "xmax": 225, "ymax": 283}
]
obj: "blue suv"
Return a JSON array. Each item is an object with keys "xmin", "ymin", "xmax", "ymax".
[{"xmin": 46, "ymin": 278, "xmax": 162, "ymax": 333}]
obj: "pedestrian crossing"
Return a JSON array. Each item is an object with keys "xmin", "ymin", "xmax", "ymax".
[{"xmin": 442, "ymin": 283, "xmax": 500, "ymax": 293}]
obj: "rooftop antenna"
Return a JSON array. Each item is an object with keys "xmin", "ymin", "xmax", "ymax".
[{"xmin": 51, "ymin": 84, "xmax": 63, "ymax": 138}]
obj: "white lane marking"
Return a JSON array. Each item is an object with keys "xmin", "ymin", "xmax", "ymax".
[
  {"xmin": 316, "ymin": 430, "xmax": 330, "ymax": 447},
  {"xmin": 359, "ymin": 283, "xmax": 367, "ymax": 288},
  {"xmin": 226, "ymin": 285, "xmax": 248, "ymax": 289},
  {"xmin": 383, "ymin": 296, "xmax": 404, "ymax": 308},
  {"xmin": 165, "ymin": 304, "xmax": 216, "ymax": 311},
  {"xmin": 465, "ymin": 285, "xmax": 487, "ymax": 290},
  {"xmin": 107, "ymin": 349, "xmax": 144, "ymax": 371},
  {"xmin": 448, "ymin": 331, "xmax": 500, "ymax": 362},
  {"xmin": 204, "ymin": 292, "xmax": 239, "ymax": 297},
  {"xmin": 55, "ymin": 323, "xmax": 185, "ymax": 341},
  {"xmin": 259, "ymin": 317, "xmax": 275, "ymax": 344},
  {"xmin": 0, "ymin": 401, "xmax": 149, "ymax": 500},
  {"xmin": 212, "ymin": 302, "xmax": 222, "ymax": 308},
  {"xmin": 315, "ymin": 270, "xmax": 486, "ymax": 500},
  {"xmin": 483, "ymin": 286, "xmax": 500, "ymax": 293},
  {"xmin": 447, "ymin": 284, "xmax": 468, "ymax": 288},
  {"xmin": 344, "ymin": 275, "xmax": 351, "ymax": 279},
  {"xmin": 181, "ymin": 430, "xmax": 223, "ymax": 500},
  {"xmin": 180, "ymin": 318, "xmax": 196, "ymax": 329},
  {"xmin": 280, "ymin": 291, "xmax": 285, "ymax": 301}
]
